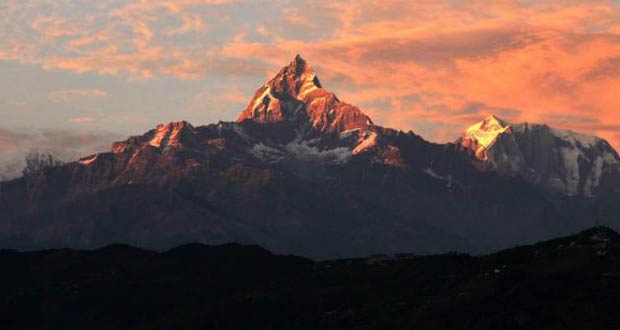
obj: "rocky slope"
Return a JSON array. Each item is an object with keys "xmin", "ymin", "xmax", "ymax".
[{"xmin": 0, "ymin": 56, "xmax": 618, "ymax": 258}]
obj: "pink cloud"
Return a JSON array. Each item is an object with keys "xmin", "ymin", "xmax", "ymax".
[
  {"xmin": 217, "ymin": 1, "xmax": 620, "ymax": 148},
  {"xmin": 69, "ymin": 117, "xmax": 95, "ymax": 124},
  {"xmin": 2, "ymin": 1, "xmax": 620, "ymax": 149},
  {"xmin": 48, "ymin": 89, "xmax": 108, "ymax": 103}
]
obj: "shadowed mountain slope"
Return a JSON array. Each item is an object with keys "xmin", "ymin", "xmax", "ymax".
[{"xmin": 0, "ymin": 55, "xmax": 619, "ymax": 258}]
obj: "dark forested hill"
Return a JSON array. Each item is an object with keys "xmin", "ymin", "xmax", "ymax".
[{"xmin": 1, "ymin": 226, "xmax": 620, "ymax": 329}]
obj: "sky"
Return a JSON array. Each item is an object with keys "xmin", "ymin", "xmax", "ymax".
[{"xmin": 1, "ymin": 0, "xmax": 620, "ymax": 176}]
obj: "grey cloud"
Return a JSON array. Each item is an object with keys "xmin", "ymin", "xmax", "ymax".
[
  {"xmin": 0, "ymin": 128, "xmax": 123, "ymax": 181},
  {"xmin": 357, "ymin": 27, "xmax": 540, "ymax": 68},
  {"xmin": 580, "ymin": 56, "xmax": 620, "ymax": 81}
]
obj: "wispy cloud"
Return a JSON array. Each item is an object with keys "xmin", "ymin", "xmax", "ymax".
[
  {"xmin": 48, "ymin": 89, "xmax": 107, "ymax": 103},
  {"xmin": 69, "ymin": 117, "xmax": 95, "ymax": 124},
  {"xmin": 1, "ymin": 0, "xmax": 620, "ymax": 149}
]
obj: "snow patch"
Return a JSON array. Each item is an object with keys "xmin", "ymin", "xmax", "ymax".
[
  {"xmin": 297, "ymin": 74, "xmax": 321, "ymax": 99},
  {"xmin": 424, "ymin": 168, "xmax": 446, "ymax": 180},
  {"xmin": 584, "ymin": 156, "xmax": 605, "ymax": 196},
  {"xmin": 465, "ymin": 115, "xmax": 511, "ymax": 149},
  {"xmin": 353, "ymin": 131, "xmax": 378, "ymax": 155},
  {"xmin": 250, "ymin": 143, "xmax": 285, "ymax": 163},
  {"xmin": 340, "ymin": 129, "xmax": 361, "ymax": 140},
  {"xmin": 424, "ymin": 167, "xmax": 462, "ymax": 189},
  {"xmin": 551, "ymin": 127, "xmax": 599, "ymax": 148},
  {"xmin": 148, "ymin": 123, "xmax": 189, "ymax": 150},
  {"xmin": 558, "ymin": 145, "xmax": 580, "ymax": 195},
  {"xmin": 250, "ymin": 140, "xmax": 353, "ymax": 165},
  {"xmin": 149, "ymin": 125, "xmax": 170, "ymax": 148},
  {"xmin": 78, "ymin": 154, "xmax": 98, "ymax": 166},
  {"xmin": 284, "ymin": 140, "xmax": 352, "ymax": 164},
  {"xmin": 112, "ymin": 143, "xmax": 129, "ymax": 154},
  {"xmin": 248, "ymin": 86, "xmax": 272, "ymax": 114}
]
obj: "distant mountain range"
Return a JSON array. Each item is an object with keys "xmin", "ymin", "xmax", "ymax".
[{"xmin": 1, "ymin": 55, "xmax": 619, "ymax": 258}]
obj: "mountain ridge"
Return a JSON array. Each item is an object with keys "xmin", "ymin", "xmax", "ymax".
[
  {"xmin": 0, "ymin": 55, "xmax": 618, "ymax": 258},
  {"xmin": 76, "ymin": 56, "xmax": 620, "ymax": 196}
]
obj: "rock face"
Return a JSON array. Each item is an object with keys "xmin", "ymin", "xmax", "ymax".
[
  {"xmin": 459, "ymin": 115, "xmax": 620, "ymax": 196},
  {"xmin": 237, "ymin": 55, "xmax": 372, "ymax": 135},
  {"xmin": 236, "ymin": 55, "xmax": 382, "ymax": 161},
  {"xmin": 0, "ymin": 55, "xmax": 619, "ymax": 258}
]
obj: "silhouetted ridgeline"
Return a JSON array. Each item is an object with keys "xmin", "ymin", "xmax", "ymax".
[{"xmin": 1, "ymin": 227, "xmax": 620, "ymax": 329}]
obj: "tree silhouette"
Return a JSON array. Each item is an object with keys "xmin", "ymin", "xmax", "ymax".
[{"xmin": 22, "ymin": 151, "xmax": 64, "ymax": 176}]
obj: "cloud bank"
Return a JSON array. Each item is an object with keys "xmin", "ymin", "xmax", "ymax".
[{"xmin": 1, "ymin": 0, "xmax": 620, "ymax": 149}]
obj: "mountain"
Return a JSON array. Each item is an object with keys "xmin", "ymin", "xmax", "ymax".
[
  {"xmin": 2, "ymin": 227, "xmax": 620, "ymax": 329},
  {"xmin": 0, "ymin": 55, "xmax": 619, "ymax": 258},
  {"xmin": 458, "ymin": 115, "xmax": 525, "ymax": 172},
  {"xmin": 237, "ymin": 55, "xmax": 373, "ymax": 136},
  {"xmin": 459, "ymin": 115, "xmax": 620, "ymax": 196}
]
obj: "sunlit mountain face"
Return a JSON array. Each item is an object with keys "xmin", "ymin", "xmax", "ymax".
[
  {"xmin": 0, "ymin": 55, "xmax": 619, "ymax": 259},
  {"xmin": 458, "ymin": 115, "xmax": 620, "ymax": 196},
  {"xmin": 2, "ymin": 1, "xmax": 620, "ymax": 184},
  {"xmin": 3, "ymin": 3, "xmax": 620, "ymax": 327}
]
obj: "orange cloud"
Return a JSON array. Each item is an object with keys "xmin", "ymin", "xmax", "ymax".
[
  {"xmin": 216, "ymin": 1, "xmax": 620, "ymax": 148},
  {"xmin": 48, "ymin": 89, "xmax": 108, "ymax": 103},
  {"xmin": 69, "ymin": 117, "xmax": 95, "ymax": 124},
  {"xmin": 2, "ymin": 1, "xmax": 620, "ymax": 149}
]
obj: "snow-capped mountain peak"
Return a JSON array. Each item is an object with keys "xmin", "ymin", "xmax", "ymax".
[
  {"xmin": 459, "ymin": 116, "xmax": 620, "ymax": 196},
  {"xmin": 464, "ymin": 114, "xmax": 511, "ymax": 149},
  {"xmin": 232, "ymin": 55, "xmax": 386, "ymax": 163},
  {"xmin": 287, "ymin": 54, "xmax": 321, "ymax": 99},
  {"xmin": 237, "ymin": 55, "xmax": 373, "ymax": 135},
  {"xmin": 459, "ymin": 115, "xmax": 522, "ymax": 170}
]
